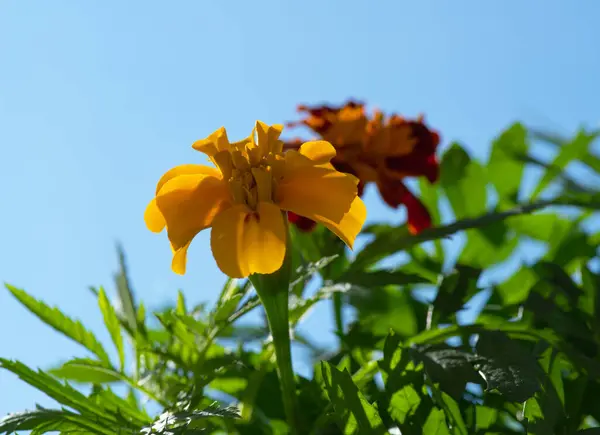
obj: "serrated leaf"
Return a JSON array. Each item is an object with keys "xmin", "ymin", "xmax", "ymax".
[
  {"xmin": 114, "ymin": 243, "xmax": 137, "ymax": 333},
  {"xmin": 5, "ymin": 284, "xmax": 110, "ymax": 364},
  {"xmin": 140, "ymin": 404, "xmax": 239, "ymax": 434},
  {"xmin": 214, "ymin": 294, "xmax": 243, "ymax": 323},
  {"xmin": 289, "ymin": 283, "xmax": 350, "ymax": 325},
  {"xmin": 0, "ymin": 359, "xmax": 123, "ymax": 428},
  {"xmin": 0, "ymin": 408, "xmax": 115, "ymax": 435},
  {"xmin": 320, "ymin": 362, "xmax": 387, "ymax": 434},
  {"xmin": 49, "ymin": 358, "xmax": 123, "ymax": 384},
  {"xmin": 98, "ymin": 287, "xmax": 125, "ymax": 370}
]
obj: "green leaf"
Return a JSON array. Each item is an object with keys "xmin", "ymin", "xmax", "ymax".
[
  {"xmin": 141, "ymin": 404, "xmax": 240, "ymax": 434},
  {"xmin": 5, "ymin": 284, "xmax": 110, "ymax": 364},
  {"xmin": 506, "ymin": 212, "xmax": 570, "ymax": 240},
  {"xmin": 98, "ymin": 287, "xmax": 125, "ymax": 370},
  {"xmin": 0, "ymin": 359, "xmax": 121, "ymax": 428},
  {"xmin": 487, "ymin": 123, "xmax": 529, "ymax": 200},
  {"xmin": 49, "ymin": 358, "xmax": 123, "ymax": 384},
  {"xmin": 576, "ymin": 430, "xmax": 600, "ymax": 434},
  {"xmin": 0, "ymin": 408, "xmax": 115, "ymax": 435},
  {"xmin": 475, "ymin": 331, "xmax": 542, "ymax": 402},
  {"xmin": 289, "ymin": 284, "xmax": 349, "ymax": 325},
  {"xmin": 531, "ymin": 129, "xmax": 599, "ymax": 199},
  {"xmin": 419, "ymin": 177, "xmax": 444, "ymax": 261},
  {"xmin": 114, "ymin": 243, "xmax": 137, "ymax": 333},
  {"xmin": 90, "ymin": 386, "xmax": 151, "ymax": 425},
  {"xmin": 422, "ymin": 408, "xmax": 451, "ymax": 435},
  {"xmin": 353, "ymin": 199, "xmax": 572, "ymax": 271},
  {"xmin": 290, "ymin": 255, "xmax": 340, "ymax": 287},
  {"xmin": 440, "ymin": 143, "xmax": 487, "ymax": 218},
  {"xmin": 320, "ymin": 362, "xmax": 387, "ymax": 434},
  {"xmin": 412, "ymin": 344, "xmax": 483, "ymax": 400},
  {"xmin": 459, "ymin": 221, "xmax": 518, "ymax": 268},
  {"xmin": 214, "ymin": 294, "xmax": 243, "ymax": 323},
  {"xmin": 176, "ymin": 290, "xmax": 187, "ymax": 315},
  {"xmin": 341, "ymin": 269, "xmax": 432, "ymax": 288},
  {"xmin": 432, "ymin": 265, "xmax": 482, "ymax": 322},
  {"xmin": 532, "ymin": 261, "xmax": 582, "ymax": 303}
]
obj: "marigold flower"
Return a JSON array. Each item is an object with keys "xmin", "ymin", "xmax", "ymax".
[
  {"xmin": 286, "ymin": 101, "xmax": 440, "ymax": 234},
  {"xmin": 145, "ymin": 121, "xmax": 366, "ymax": 278}
]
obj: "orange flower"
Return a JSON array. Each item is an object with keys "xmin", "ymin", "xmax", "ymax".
[
  {"xmin": 286, "ymin": 101, "xmax": 440, "ymax": 234},
  {"xmin": 145, "ymin": 121, "xmax": 366, "ymax": 278}
]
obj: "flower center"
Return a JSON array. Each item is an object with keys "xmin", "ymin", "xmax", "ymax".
[{"xmin": 214, "ymin": 146, "xmax": 284, "ymax": 210}]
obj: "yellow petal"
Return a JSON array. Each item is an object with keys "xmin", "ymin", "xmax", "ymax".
[
  {"xmin": 192, "ymin": 127, "xmax": 231, "ymax": 157},
  {"xmin": 298, "ymin": 140, "xmax": 336, "ymax": 164},
  {"xmin": 155, "ymin": 174, "xmax": 231, "ymax": 252},
  {"xmin": 145, "ymin": 164, "xmax": 221, "ymax": 234},
  {"xmin": 155, "ymin": 164, "xmax": 222, "ymax": 195},
  {"xmin": 277, "ymin": 166, "xmax": 365, "ymax": 247},
  {"xmin": 144, "ymin": 198, "xmax": 166, "ymax": 233},
  {"xmin": 255, "ymin": 121, "xmax": 284, "ymax": 155},
  {"xmin": 210, "ymin": 202, "xmax": 286, "ymax": 278},
  {"xmin": 314, "ymin": 196, "xmax": 366, "ymax": 248},
  {"xmin": 171, "ymin": 241, "xmax": 191, "ymax": 275}
]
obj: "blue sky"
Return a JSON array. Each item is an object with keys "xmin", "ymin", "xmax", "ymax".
[{"xmin": 1, "ymin": 0, "xmax": 599, "ymax": 417}]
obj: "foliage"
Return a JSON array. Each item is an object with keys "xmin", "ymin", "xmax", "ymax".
[{"xmin": 2, "ymin": 123, "xmax": 600, "ymax": 434}]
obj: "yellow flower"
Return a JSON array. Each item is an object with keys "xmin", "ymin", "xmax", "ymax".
[{"xmin": 145, "ymin": 121, "xmax": 367, "ymax": 278}]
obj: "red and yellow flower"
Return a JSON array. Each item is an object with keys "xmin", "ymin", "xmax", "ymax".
[
  {"xmin": 145, "ymin": 121, "xmax": 366, "ymax": 278},
  {"xmin": 286, "ymin": 101, "xmax": 440, "ymax": 234}
]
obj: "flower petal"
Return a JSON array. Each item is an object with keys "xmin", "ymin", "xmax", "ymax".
[
  {"xmin": 298, "ymin": 140, "xmax": 336, "ymax": 164},
  {"xmin": 277, "ymin": 166, "xmax": 365, "ymax": 247},
  {"xmin": 171, "ymin": 241, "xmax": 191, "ymax": 275},
  {"xmin": 376, "ymin": 178, "xmax": 431, "ymax": 234},
  {"xmin": 155, "ymin": 164, "xmax": 222, "ymax": 194},
  {"xmin": 155, "ymin": 174, "xmax": 231, "ymax": 253},
  {"xmin": 144, "ymin": 198, "xmax": 166, "ymax": 233},
  {"xmin": 211, "ymin": 202, "xmax": 287, "ymax": 278},
  {"xmin": 319, "ymin": 196, "xmax": 366, "ymax": 248},
  {"xmin": 145, "ymin": 164, "xmax": 222, "ymax": 234}
]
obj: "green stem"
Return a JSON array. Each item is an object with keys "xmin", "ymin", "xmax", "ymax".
[
  {"xmin": 248, "ymin": 223, "xmax": 299, "ymax": 433},
  {"xmin": 257, "ymin": 287, "xmax": 298, "ymax": 432},
  {"xmin": 333, "ymin": 292, "xmax": 344, "ymax": 341}
]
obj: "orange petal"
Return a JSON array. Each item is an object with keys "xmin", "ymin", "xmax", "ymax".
[
  {"xmin": 210, "ymin": 202, "xmax": 286, "ymax": 278},
  {"xmin": 155, "ymin": 174, "xmax": 231, "ymax": 267},
  {"xmin": 277, "ymin": 166, "xmax": 365, "ymax": 248}
]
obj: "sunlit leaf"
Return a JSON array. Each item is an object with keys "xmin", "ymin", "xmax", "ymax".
[
  {"xmin": 49, "ymin": 358, "xmax": 122, "ymax": 384},
  {"xmin": 5, "ymin": 284, "xmax": 110, "ymax": 364},
  {"xmin": 320, "ymin": 362, "xmax": 387, "ymax": 434},
  {"xmin": 98, "ymin": 287, "xmax": 125, "ymax": 370}
]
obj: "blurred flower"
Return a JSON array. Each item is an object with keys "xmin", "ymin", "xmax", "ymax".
[
  {"xmin": 145, "ymin": 121, "xmax": 366, "ymax": 278},
  {"xmin": 286, "ymin": 101, "xmax": 440, "ymax": 234}
]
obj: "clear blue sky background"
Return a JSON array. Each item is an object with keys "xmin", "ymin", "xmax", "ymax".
[{"xmin": 1, "ymin": 0, "xmax": 599, "ymax": 418}]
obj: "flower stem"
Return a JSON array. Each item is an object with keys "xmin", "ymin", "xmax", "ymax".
[
  {"xmin": 256, "ymin": 285, "xmax": 298, "ymax": 433},
  {"xmin": 249, "ymin": 223, "xmax": 299, "ymax": 433}
]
